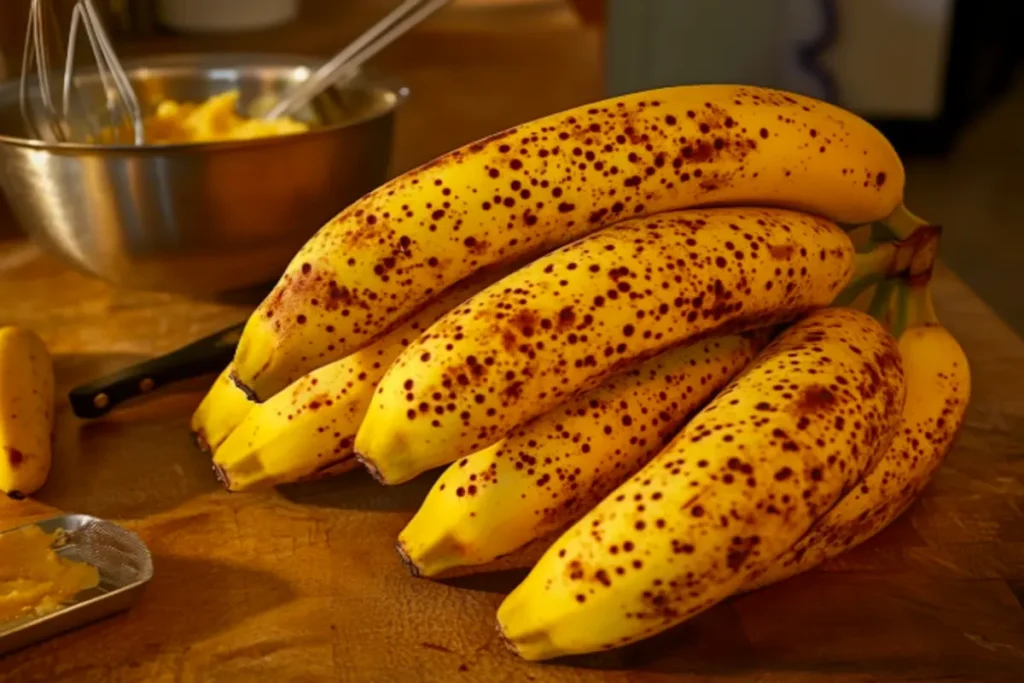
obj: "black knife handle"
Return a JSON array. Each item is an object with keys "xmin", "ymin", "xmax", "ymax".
[{"xmin": 68, "ymin": 322, "xmax": 245, "ymax": 419}]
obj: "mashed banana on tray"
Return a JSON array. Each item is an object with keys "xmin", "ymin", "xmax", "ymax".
[
  {"xmin": 92, "ymin": 89, "xmax": 311, "ymax": 144},
  {"xmin": 0, "ymin": 525, "xmax": 100, "ymax": 627}
]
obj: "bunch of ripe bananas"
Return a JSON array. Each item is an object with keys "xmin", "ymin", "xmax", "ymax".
[{"xmin": 191, "ymin": 84, "xmax": 971, "ymax": 660}]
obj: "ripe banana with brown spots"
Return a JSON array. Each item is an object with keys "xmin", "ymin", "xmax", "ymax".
[
  {"xmin": 211, "ymin": 275, "xmax": 500, "ymax": 492},
  {"xmin": 496, "ymin": 307, "xmax": 906, "ymax": 661},
  {"xmin": 355, "ymin": 207, "xmax": 858, "ymax": 485},
  {"xmin": 398, "ymin": 331, "xmax": 772, "ymax": 577},
  {"xmin": 747, "ymin": 283, "xmax": 970, "ymax": 590},
  {"xmin": 231, "ymin": 84, "xmax": 904, "ymax": 400}
]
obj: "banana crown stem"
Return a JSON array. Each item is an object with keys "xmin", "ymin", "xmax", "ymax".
[
  {"xmin": 846, "ymin": 214, "xmax": 943, "ymax": 338},
  {"xmin": 852, "ymin": 222, "xmax": 941, "ymax": 281},
  {"xmin": 884, "ymin": 203, "xmax": 932, "ymax": 241},
  {"xmin": 867, "ymin": 278, "xmax": 896, "ymax": 321},
  {"xmin": 853, "ymin": 242, "xmax": 898, "ymax": 280},
  {"xmin": 904, "ymin": 280, "xmax": 939, "ymax": 327}
]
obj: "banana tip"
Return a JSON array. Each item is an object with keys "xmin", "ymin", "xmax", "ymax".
[
  {"xmin": 228, "ymin": 371, "xmax": 262, "ymax": 403},
  {"xmin": 395, "ymin": 540, "xmax": 423, "ymax": 578},
  {"xmin": 211, "ymin": 462, "xmax": 233, "ymax": 491},
  {"xmin": 495, "ymin": 622, "xmax": 523, "ymax": 659},
  {"xmin": 354, "ymin": 452, "xmax": 389, "ymax": 485},
  {"xmin": 192, "ymin": 429, "xmax": 210, "ymax": 454}
]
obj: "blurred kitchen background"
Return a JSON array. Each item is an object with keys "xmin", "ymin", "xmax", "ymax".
[{"xmin": 0, "ymin": 0, "xmax": 1021, "ymax": 331}]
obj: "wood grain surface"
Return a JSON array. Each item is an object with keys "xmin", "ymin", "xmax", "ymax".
[{"xmin": 1, "ymin": 2, "xmax": 1023, "ymax": 681}]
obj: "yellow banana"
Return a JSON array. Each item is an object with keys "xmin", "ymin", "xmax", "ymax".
[
  {"xmin": 191, "ymin": 364, "xmax": 253, "ymax": 454},
  {"xmin": 399, "ymin": 331, "xmax": 772, "ymax": 578},
  {"xmin": 356, "ymin": 207, "xmax": 857, "ymax": 485},
  {"xmin": 748, "ymin": 283, "xmax": 970, "ymax": 589},
  {"xmin": 497, "ymin": 307, "xmax": 906, "ymax": 660},
  {"xmin": 0, "ymin": 327, "xmax": 55, "ymax": 499},
  {"xmin": 232, "ymin": 84, "xmax": 904, "ymax": 400},
  {"xmin": 212, "ymin": 275, "xmax": 500, "ymax": 491}
]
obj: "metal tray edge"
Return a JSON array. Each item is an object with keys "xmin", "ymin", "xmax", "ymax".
[{"xmin": 0, "ymin": 513, "xmax": 154, "ymax": 657}]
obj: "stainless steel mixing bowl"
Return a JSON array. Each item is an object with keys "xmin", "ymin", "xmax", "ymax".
[{"xmin": 0, "ymin": 52, "xmax": 406, "ymax": 298}]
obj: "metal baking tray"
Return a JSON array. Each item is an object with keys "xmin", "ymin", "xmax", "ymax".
[{"xmin": 0, "ymin": 514, "xmax": 153, "ymax": 656}]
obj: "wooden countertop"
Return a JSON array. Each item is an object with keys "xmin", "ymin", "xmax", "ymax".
[{"xmin": 2, "ymin": 4, "xmax": 1024, "ymax": 682}]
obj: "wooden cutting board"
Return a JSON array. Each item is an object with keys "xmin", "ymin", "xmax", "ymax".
[{"xmin": 1, "ymin": 246, "xmax": 1022, "ymax": 683}]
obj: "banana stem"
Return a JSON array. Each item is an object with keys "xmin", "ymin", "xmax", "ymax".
[
  {"xmin": 855, "ymin": 207, "xmax": 944, "ymax": 334},
  {"xmin": 850, "ymin": 223, "xmax": 878, "ymax": 254},
  {"xmin": 834, "ymin": 274, "xmax": 880, "ymax": 309},
  {"xmin": 869, "ymin": 221, "xmax": 895, "ymax": 245},
  {"xmin": 908, "ymin": 232, "xmax": 941, "ymax": 282},
  {"xmin": 904, "ymin": 279, "xmax": 939, "ymax": 328},
  {"xmin": 891, "ymin": 280, "xmax": 911, "ymax": 338},
  {"xmin": 854, "ymin": 241, "xmax": 898, "ymax": 279},
  {"xmin": 853, "ymin": 221, "xmax": 943, "ymax": 285},
  {"xmin": 884, "ymin": 204, "xmax": 931, "ymax": 241},
  {"xmin": 867, "ymin": 278, "xmax": 895, "ymax": 322}
]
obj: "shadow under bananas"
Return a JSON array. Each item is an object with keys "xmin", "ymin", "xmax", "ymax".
[
  {"xmin": 33, "ymin": 352, "xmax": 223, "ymax": 521},
  {"xmin": 2, "ymin": 554, "xmax": 295, "ymax": 679},
  {"xmin": 550, "ymin": 599, "xmax": 757, "ymax": 675},
  {"xmin": 276, "ymin": 466, "xmax": 442, "ymax": 513},
  {"xmin": 531, "ymin": 568, "xmax": 1024, "ymax": 679}
]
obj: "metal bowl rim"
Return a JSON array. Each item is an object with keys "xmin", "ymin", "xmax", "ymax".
[{"xmin": 0, "ymin": 51, "xmax": 409, "ymax": 154}]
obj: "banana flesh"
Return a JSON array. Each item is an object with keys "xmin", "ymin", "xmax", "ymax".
[
  {"xmin": 0, "ymin": 327, "xmax": 55, "ymax": 499},
  {"xmin": 232, "ymin": 84, "xmax": 904, "ymax": 400},
  {"xmin": 356, "ymin": 207, "xmax": 855, "ymax": 485},
  {"xmin": 212, "ymin": 275, "xmax": 501, "ymax": 491},
  {"xmin": 399, "ymin": 331, "xmax": 772, "ymax": 578},
  {"xmin": 497, "ymin": 307, "xmax": 906, "ymax": 661}
]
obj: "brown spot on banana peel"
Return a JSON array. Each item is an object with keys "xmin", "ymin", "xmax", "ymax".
[
  {"xmin": 794, "ymin": 386, "xmax": 836, "ymax": 415},
  {"xmin": 6, "ymin": 447, "xmax": 24, "ymax": 468}
]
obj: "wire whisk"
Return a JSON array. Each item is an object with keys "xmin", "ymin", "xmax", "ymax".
[
  {"xmin": 20, "ymin": 0, "xmax": 143, "ymax": 145},
  {"xmin": 264, "ymin": 0, "xmax": 452, "ymax": 121}
]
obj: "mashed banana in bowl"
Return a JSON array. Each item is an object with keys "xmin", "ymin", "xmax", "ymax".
[{"xmin": 92, "ymin": 89, "xmax": 311, "ymax": 145}]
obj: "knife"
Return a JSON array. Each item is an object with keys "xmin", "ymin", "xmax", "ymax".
[{"xmin": 68, "ymin": 322, "xmax": 245, "ymax": 419}]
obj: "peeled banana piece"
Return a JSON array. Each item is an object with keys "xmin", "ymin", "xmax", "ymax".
[
  {"xmin": 232, "ymin": 84, "xmax": 904, "ymax": 400},
  {"xmin": 0, "ymin": 326, "xmax": 55, "ymax": 499},
  {"xmin": 497, "ymin": 307, "xmax": 906, "ymax": 660},
  {"xmin": 399, "ymin": 331, "xmax": 772, "ymax": 577},
  {"xmin": 356, "ymin": 207, "xmax": 856, "ymax": 485}
]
